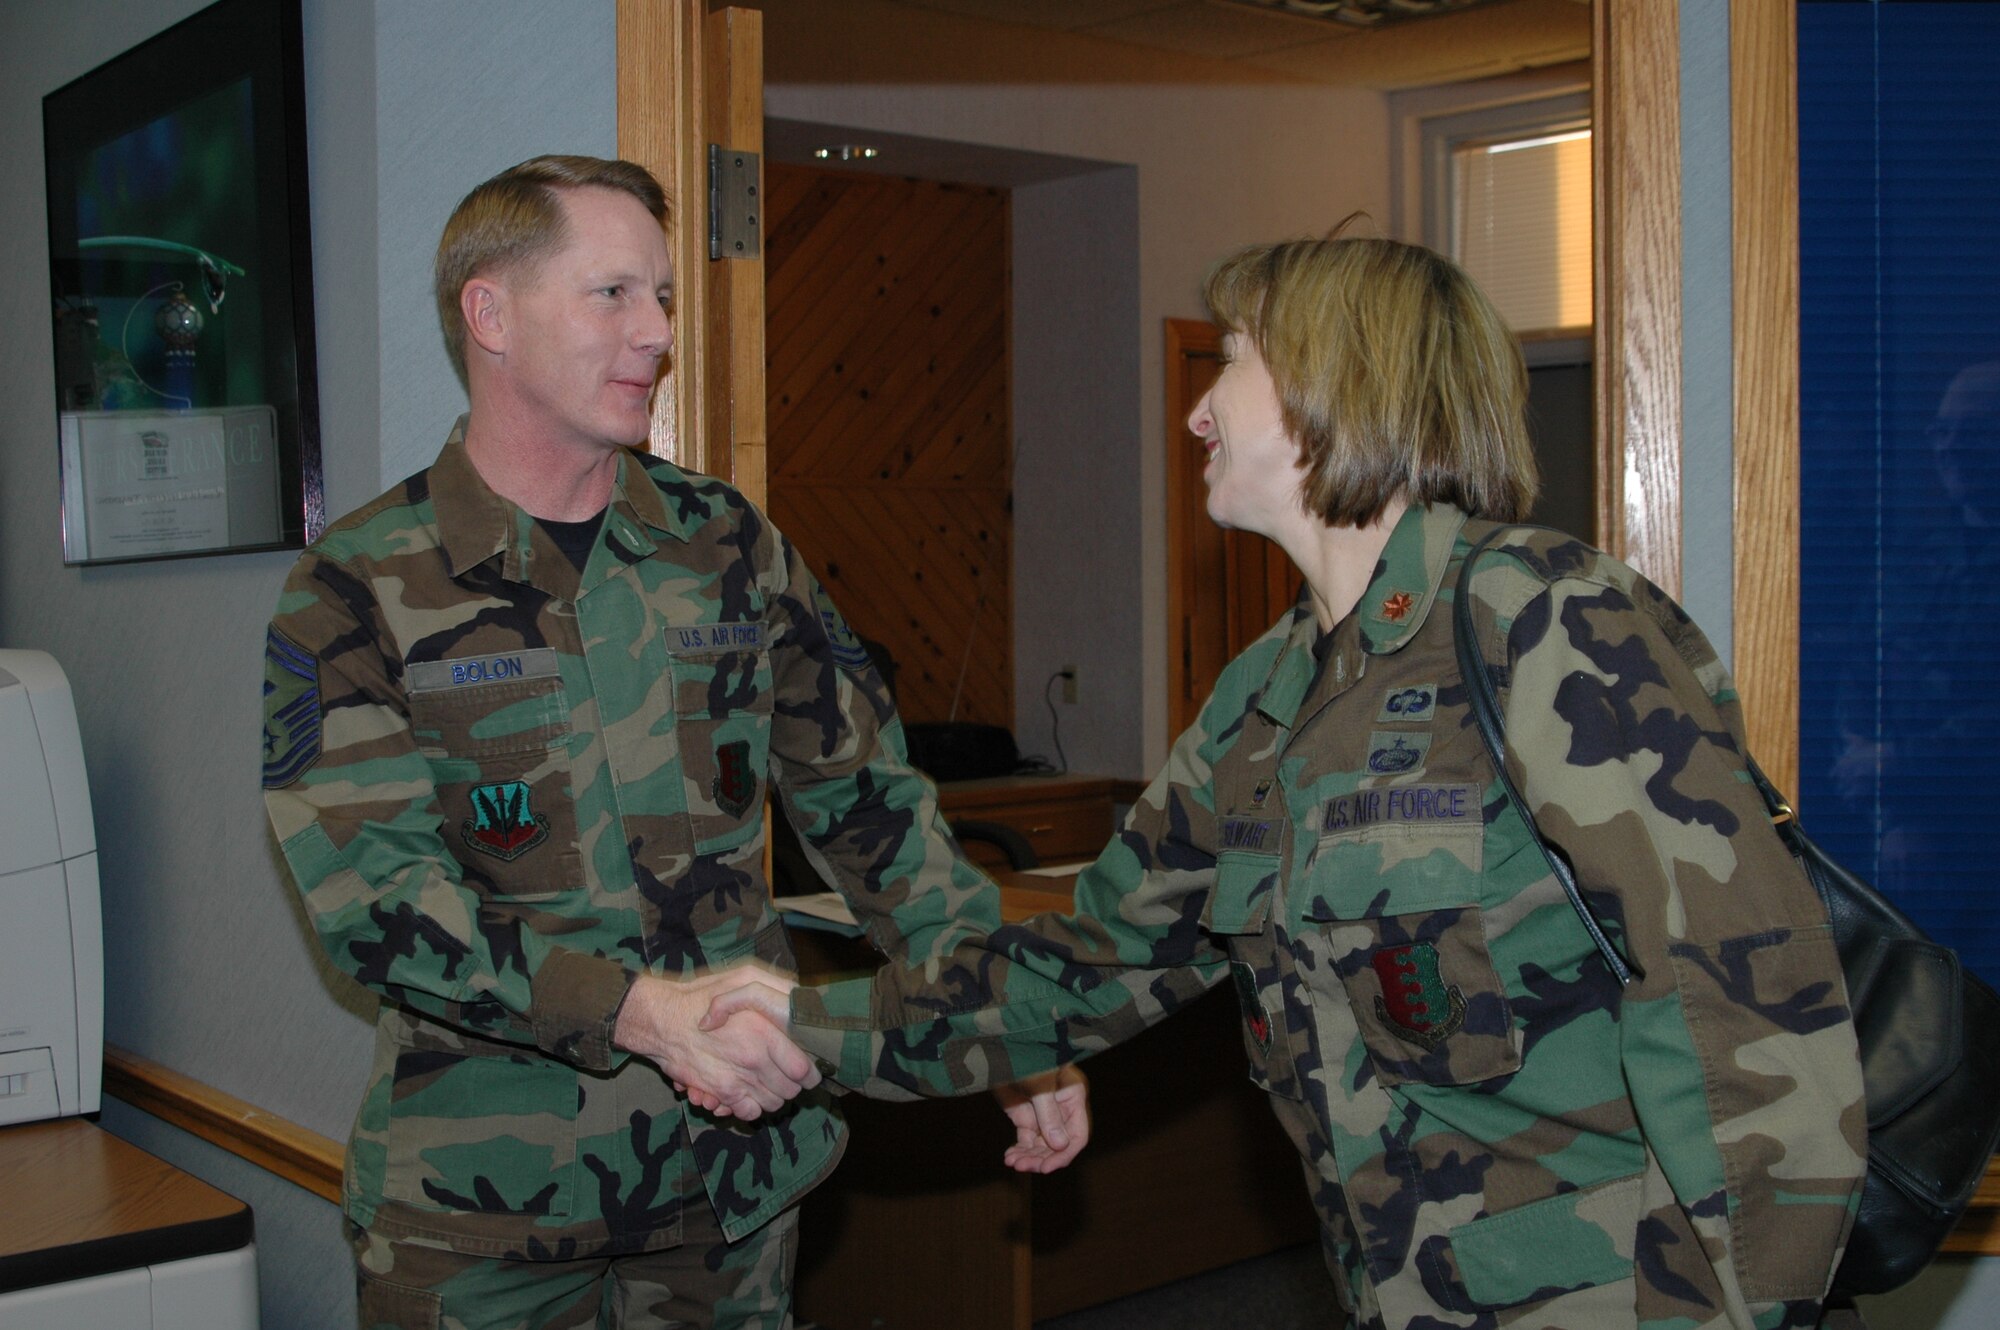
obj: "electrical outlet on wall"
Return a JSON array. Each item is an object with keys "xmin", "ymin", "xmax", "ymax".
[{"xmin": 1061, "ymin": 665, "xmax": 1078, "ymax": 705}]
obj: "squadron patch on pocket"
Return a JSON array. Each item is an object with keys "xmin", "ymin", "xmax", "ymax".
[
  {"xmin": 262, "ymin": 627, "xmax": 321, "ymax": 788},
  {"xmin": 1371, "ymin": 943, "xmax": 1466, "ymax": 1051},
  {"xmin": 461, "ymin": 780, "xmax": 550, "ymax": 861},
  {"xmin": 1230, "ymin": 960, "xmax": 1273, "ymax": 1054},
  {"xmin": 712, "ymin": 739, "xmax": 756, "ymax": 819}
]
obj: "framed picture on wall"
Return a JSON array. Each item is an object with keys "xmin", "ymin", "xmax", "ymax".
[{"xmin": 42, "ymin": 0, "xmax": 321, "ymax": 565}]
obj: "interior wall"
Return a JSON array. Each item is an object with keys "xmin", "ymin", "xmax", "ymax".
[
  {"xmin": 761, "ymin": 0, "xmax": 1388, "ymax": 774},
  {"xmin": 0, "ymin": 2, "xmax": 615, "ymax": 1325},
  {"xmin": 1012, "ymin": 167, "xmax": 1142, "ymax": 776}
]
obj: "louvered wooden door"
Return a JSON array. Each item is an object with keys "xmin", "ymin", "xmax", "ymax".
[{"xmin": 764, "ymin": 162, "xmax": 1013, "ymax": 728}]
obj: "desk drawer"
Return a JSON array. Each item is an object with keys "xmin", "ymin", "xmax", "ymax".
[{"xmin": 957, "ymin": 796, "xmax": 1111, "ymax": 869}]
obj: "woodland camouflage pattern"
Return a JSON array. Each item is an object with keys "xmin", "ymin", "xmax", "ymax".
[
  {"xmin": 793, "ymin": 503, "xmax": 1866, "ymax": 1329},
  {"xmin": 263, "ymin": 421, "xmax": 997, "ymax": 1258}
]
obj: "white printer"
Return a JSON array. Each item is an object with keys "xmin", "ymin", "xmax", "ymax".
[
  {"xmin": 0, "ymin": 648, "xmax": 103, "ymax": 1125},
  {"xmin": 0, "ymin": 649, "xmax": 258, "ymax": 1329}
]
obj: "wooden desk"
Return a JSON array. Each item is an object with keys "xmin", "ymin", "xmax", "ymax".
[
  {"xmin": 937, "ymin": 773, "xmax": 1147, "ymax": 870},
  {"xmin": 0, "ymin": 1116, "xmax": 252, "ymax": 1295},
  {"xmin": 792, "ymin": 872, "xmax": 1318, "ymax": 1330}
]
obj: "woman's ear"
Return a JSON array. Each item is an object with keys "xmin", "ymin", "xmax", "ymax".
[{"xmin": 461, "ymin": 277, "xmax": 508, "ymax": 358}]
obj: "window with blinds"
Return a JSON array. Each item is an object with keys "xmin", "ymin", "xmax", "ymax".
[
  {"xmin": 1452, "ymin": 129, "xmax": 1592, "ymax": 333},
  {"xmin": 1798, "ymin": 2, "xmax": 2000, "ymax": 986}
]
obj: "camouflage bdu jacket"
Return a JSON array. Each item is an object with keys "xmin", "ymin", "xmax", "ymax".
[
  {"xmin": 262, "ymin": 422, "xmax": 996, "ymax": 1258},
  {"xmin": 793, "ymin": 503, "xmax": 1866, "ymax": 1329}
]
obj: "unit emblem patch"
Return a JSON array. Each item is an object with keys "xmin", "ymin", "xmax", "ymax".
[
  {"xmin": 1230, "ymin": 960, "xmax": 1273, "ymax": 1054},
  {"xmin": 1366, "ymin": 732, "xmax": 1431, "ymax": 774},
  {"xmin": 1375, "ymin": 685, "xmax": 1436, "ymax": 724},
  {"xmin": 262, "ymin": 627, "xmax": 321, "ymax": 789},
  {"xmin": 461, "ymin": 781, "xmax": 550, "ymax": 861},
  {"xmin": 1371, "ymin": 943, "xmax": 1466, "ymax": 1051},
  {"xmin": 713, "ymin": 739, "xmax": 756, "ymax": 819}
]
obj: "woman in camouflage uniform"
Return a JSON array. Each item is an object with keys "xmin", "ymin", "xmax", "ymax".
[{"xmin": 752, "ymin": 233, "xmax": 1867, "ymax": 1329}]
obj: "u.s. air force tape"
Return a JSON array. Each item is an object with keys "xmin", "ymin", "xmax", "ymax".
[
  {"xmin": 406, "ymin": 647, "xmax": 561, "ymax": 694},
  {"xmin": 1321, "ymin": 783, "xmax": 1478, "ymax": 834},
  {"xmin": 664, "ymin": 622, "xmax": 767, "ymax": 656}
]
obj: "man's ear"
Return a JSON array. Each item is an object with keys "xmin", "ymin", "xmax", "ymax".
[{"xmin": 461, "ymin": 277, "xmax": 508, "ymax": 358}]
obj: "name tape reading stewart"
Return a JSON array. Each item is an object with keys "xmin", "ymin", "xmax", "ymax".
[
  {"xmin": 407, "ymin": 647, "xmax": 562, "ymax": 694},
  {"xmin": 665, "ymin": 622, "xmax": 767, "ymax": 656},
  {"xmin": 1322, "ymin": 783, "xmax": 1479, "ymax": 834},
  {"xmin": 1219, "ymin": 816, "xmax": 1287, "ymax": 853}
]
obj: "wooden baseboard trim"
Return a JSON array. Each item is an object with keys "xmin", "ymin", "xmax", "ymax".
[{"xmin": 102, "ymin": 1044, "xmax": 343, "ymax": 1206}]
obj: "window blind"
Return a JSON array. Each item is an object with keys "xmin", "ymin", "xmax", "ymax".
[
  {"xmin": 1452, "ymin": 130, "xmax": 1592, "ymax": 332},
  {"xmin": 1798, "ymin": 2, "xmax": 2000, "ymax": 985}
]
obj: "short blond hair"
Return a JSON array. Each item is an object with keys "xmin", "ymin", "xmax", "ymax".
[
  {"xmin": 1202, "ymin": 227, "xmax": 1536, "ymax": 527},
  {"xmin": 434, "ymin": 155, "xmax": 669, "ymax": 384}
]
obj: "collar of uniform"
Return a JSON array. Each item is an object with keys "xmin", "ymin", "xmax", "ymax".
[
  {"xmin": 1358, "ymin": 502, "xmax": 1467, "ymax": 656},
  {"xmin": 429, "ymin": 422, "xmax": 683, "ymax": 582},
  {"xmin": 1252, "ymin": 596, "xmax": 1325, "ymax": 729},
  {"xmin": 429, "ymin": 418, "xmax": 516, "ymax": 580}
]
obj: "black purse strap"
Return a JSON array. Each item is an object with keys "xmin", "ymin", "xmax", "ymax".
[{"xmin": 1452, "ymin": 526, "xmax": 1641, "ymax": 985}]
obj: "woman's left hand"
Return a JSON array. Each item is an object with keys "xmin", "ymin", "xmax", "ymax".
[{"xmin": 994, "ymin": 1066, "xmax": 1090, "ymax": 1173}]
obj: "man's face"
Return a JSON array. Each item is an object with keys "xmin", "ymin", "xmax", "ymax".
[{"xmin": 492, "ymin": 186, "xmax": 674, "ymax": 455}]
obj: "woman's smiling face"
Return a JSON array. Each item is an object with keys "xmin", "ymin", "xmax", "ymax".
[{"xmin": 1187, "ymin": 331, "xmax": 1310, "ymax": 537}]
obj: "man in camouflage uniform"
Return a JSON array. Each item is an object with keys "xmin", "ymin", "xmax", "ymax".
[
  {"xmin": 774, "ymin": 503, "xmax": 1867, "ymax": 1328},
  {"xmin": 261, "ymin": 156, "xmax": 1077, "ymax": 1329}
]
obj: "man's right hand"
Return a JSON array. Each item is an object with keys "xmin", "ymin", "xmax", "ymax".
[{"xmin": 614, "ymin": 965, "xmax": 819, "ymax": 1120}]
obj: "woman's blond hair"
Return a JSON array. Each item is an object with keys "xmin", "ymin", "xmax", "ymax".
[
  {"xmin": 434, "ymin": 155, "xmax": 669, "ymax": 385},
  {"xmin": 1202, "ymin": 223, "xmax": 1536, "ymax": 526}
]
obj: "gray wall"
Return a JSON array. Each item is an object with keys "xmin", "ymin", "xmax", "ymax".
[
  {"xmin": 0, "ymin": 2, "xmax": 614, "ymax": 1325},
  {"xmin": 1011, "ymin": 167, "xmax": 1142, "ymax": 777}
]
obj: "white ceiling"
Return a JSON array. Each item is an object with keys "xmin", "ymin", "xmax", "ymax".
[{"xmin": 877, "ymin": 0, "xmax": 1592, "ymax": 90}]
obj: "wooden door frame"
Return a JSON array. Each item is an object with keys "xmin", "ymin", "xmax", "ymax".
[
  {"xmin": 1595, "ymin": 0, "xmax": 1796, "ymax": 790},
  {"xmin": 615, "ymin": 1, "xmax": 767, "ymax": 505}
]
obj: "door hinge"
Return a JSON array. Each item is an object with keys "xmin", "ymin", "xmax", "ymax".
[{"xmin": 708, "ymin": 144, "xmax": 761, "ymax": 260}]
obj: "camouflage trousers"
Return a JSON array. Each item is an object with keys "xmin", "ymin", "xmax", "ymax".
[{"xmin": 349, "ymin": 1203, "xmax": 797, "ymax": 1330}]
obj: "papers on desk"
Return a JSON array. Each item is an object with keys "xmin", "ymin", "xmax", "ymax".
[
  {"xmin": 1019, "ymin": 861, "xmax": 1090, "ymax": 877},
  {"xmin": 776, "ymin": 891, "xmax": 864, "ymax": 936}
]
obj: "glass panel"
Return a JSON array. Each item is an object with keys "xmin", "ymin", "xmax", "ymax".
[{"xmin": 1799, "ymin": 2, "xmax": 2000, "ymax": 985}]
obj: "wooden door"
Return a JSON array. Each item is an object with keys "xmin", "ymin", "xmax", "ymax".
[
  {"xmin": 763, "ymin": 162, "xmax": 1014, "ymax": 728},
  {"xmin": 1164, "ymin": 318, "xmax": 1301, "ymax": 743}
]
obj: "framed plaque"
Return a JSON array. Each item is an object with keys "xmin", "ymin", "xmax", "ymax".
[{"xmin": 43, "ymin": 0, "xmax": 322, "ymax": 564}]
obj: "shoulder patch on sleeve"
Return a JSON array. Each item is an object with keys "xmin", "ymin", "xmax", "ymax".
[
  {"xmin": 262, "ymin": 626, "xmax": 321, "ymax": 788},
  {"xmin": 812, "ymin": 581, "xmax": 873, "ymax": 673}
]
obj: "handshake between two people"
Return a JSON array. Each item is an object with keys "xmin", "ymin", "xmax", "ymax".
[{"xmin": 612, "ymin": 962, "xmax": 1089, "ymax": 1174}]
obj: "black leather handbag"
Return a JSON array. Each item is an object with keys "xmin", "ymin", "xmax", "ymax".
[{"xmin": 1453, "ymin": 528, "xmax": 2000, "ymax": 1298}]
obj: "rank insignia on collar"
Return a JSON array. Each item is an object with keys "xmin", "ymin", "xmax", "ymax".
[
  {"xmin": 1230, "ymin": 960, "xmax": 1273, "ymax": 1054},
  {"xmin": 1371, "ymin": 943, "xmax": 1466, "ymax": 1051},
  {"xmin": 1379, "ymin": 590, "xmax": 1415, "ymax": 622},
  {"xmin": 462, "ymin": 780, "xmax": 550, "ymax": 861},
  {"xmin": 713, "ymin": 739, "xmax": 756, "ymax": 819}
]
